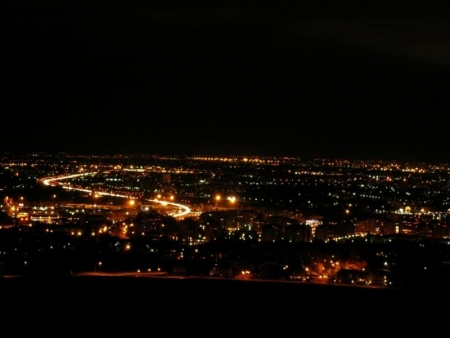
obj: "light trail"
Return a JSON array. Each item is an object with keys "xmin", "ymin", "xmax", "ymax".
[
  {"xmin": 143, "ymin": 199, "xmax": 191, "ymax": 218},
  {"xmin": 42, "ymin": 172, "xmax": 95, "ymax": 186},
  {"xmin": 40, "ymin": 172, "xmax": 191, "ymax": 218}
]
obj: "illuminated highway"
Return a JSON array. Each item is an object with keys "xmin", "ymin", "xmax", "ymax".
[{"xmin": 41, "ymin": 173, "xmax": 191, "ymax": 218}]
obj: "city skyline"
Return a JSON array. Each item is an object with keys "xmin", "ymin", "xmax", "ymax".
[
  {"xmin": 3, "ymin": 152, "xmax": 450, "ymax": 237},
  {"xmin": 3, "ymin": 1, "xmax": 449, "ymax": 163},
  {"xmin": 2, "ymin": 152, "xmax": 450, "ymax": 294}
]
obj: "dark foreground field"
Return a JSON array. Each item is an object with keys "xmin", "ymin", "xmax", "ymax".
[
  {"xmin": 2, "ymin": 274, "xmax": 449, "ymax": 333},
  {"xmin": 1, "ymin": 275, "xmax": 445, "ymax": 307}
]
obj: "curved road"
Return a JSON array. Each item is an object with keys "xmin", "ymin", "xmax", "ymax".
[{"xmin": 42, "ymin": 172, "xmax": 191, "ymax": 218}]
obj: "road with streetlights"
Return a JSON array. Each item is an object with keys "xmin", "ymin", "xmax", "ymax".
[{"xmin": 42, "ymin": 172, "xmax": 192, "ymax": 218}]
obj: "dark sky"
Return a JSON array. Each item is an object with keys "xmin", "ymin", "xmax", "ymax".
[{"xmin": 3, "ymin": 0, "xmax": 450, "ymax": 163}]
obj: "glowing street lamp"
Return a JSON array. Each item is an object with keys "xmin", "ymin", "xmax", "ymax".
[{"xmin": 215, "ymin": 194, "xmax": 221, "ymax": 208}]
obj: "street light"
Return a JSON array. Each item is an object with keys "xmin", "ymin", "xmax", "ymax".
[{"xmin": 215, "ymin": 195, "xmax": 221, "ymax": 209}]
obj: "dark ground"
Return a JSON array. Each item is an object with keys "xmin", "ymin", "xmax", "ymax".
[
  {"xmin": 1, "ymin": 275, "xmax": 448, "ymax": 333},
  {"xmin": 1, "ymin": 275, "xmax": 447, "ymax": 308}
]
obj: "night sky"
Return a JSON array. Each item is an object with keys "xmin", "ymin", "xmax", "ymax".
[{"xmin": 3, "ymin": 0, "xmax": 450, "ymax": 163}]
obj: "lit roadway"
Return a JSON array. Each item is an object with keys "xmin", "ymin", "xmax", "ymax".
[
  {"xmin": 41, "ymin": 173, "xmax": 191, "ymax": 218},
  {"xmin": 3, "ymin": 268, "xmax": 396, "ymax": 288}
]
